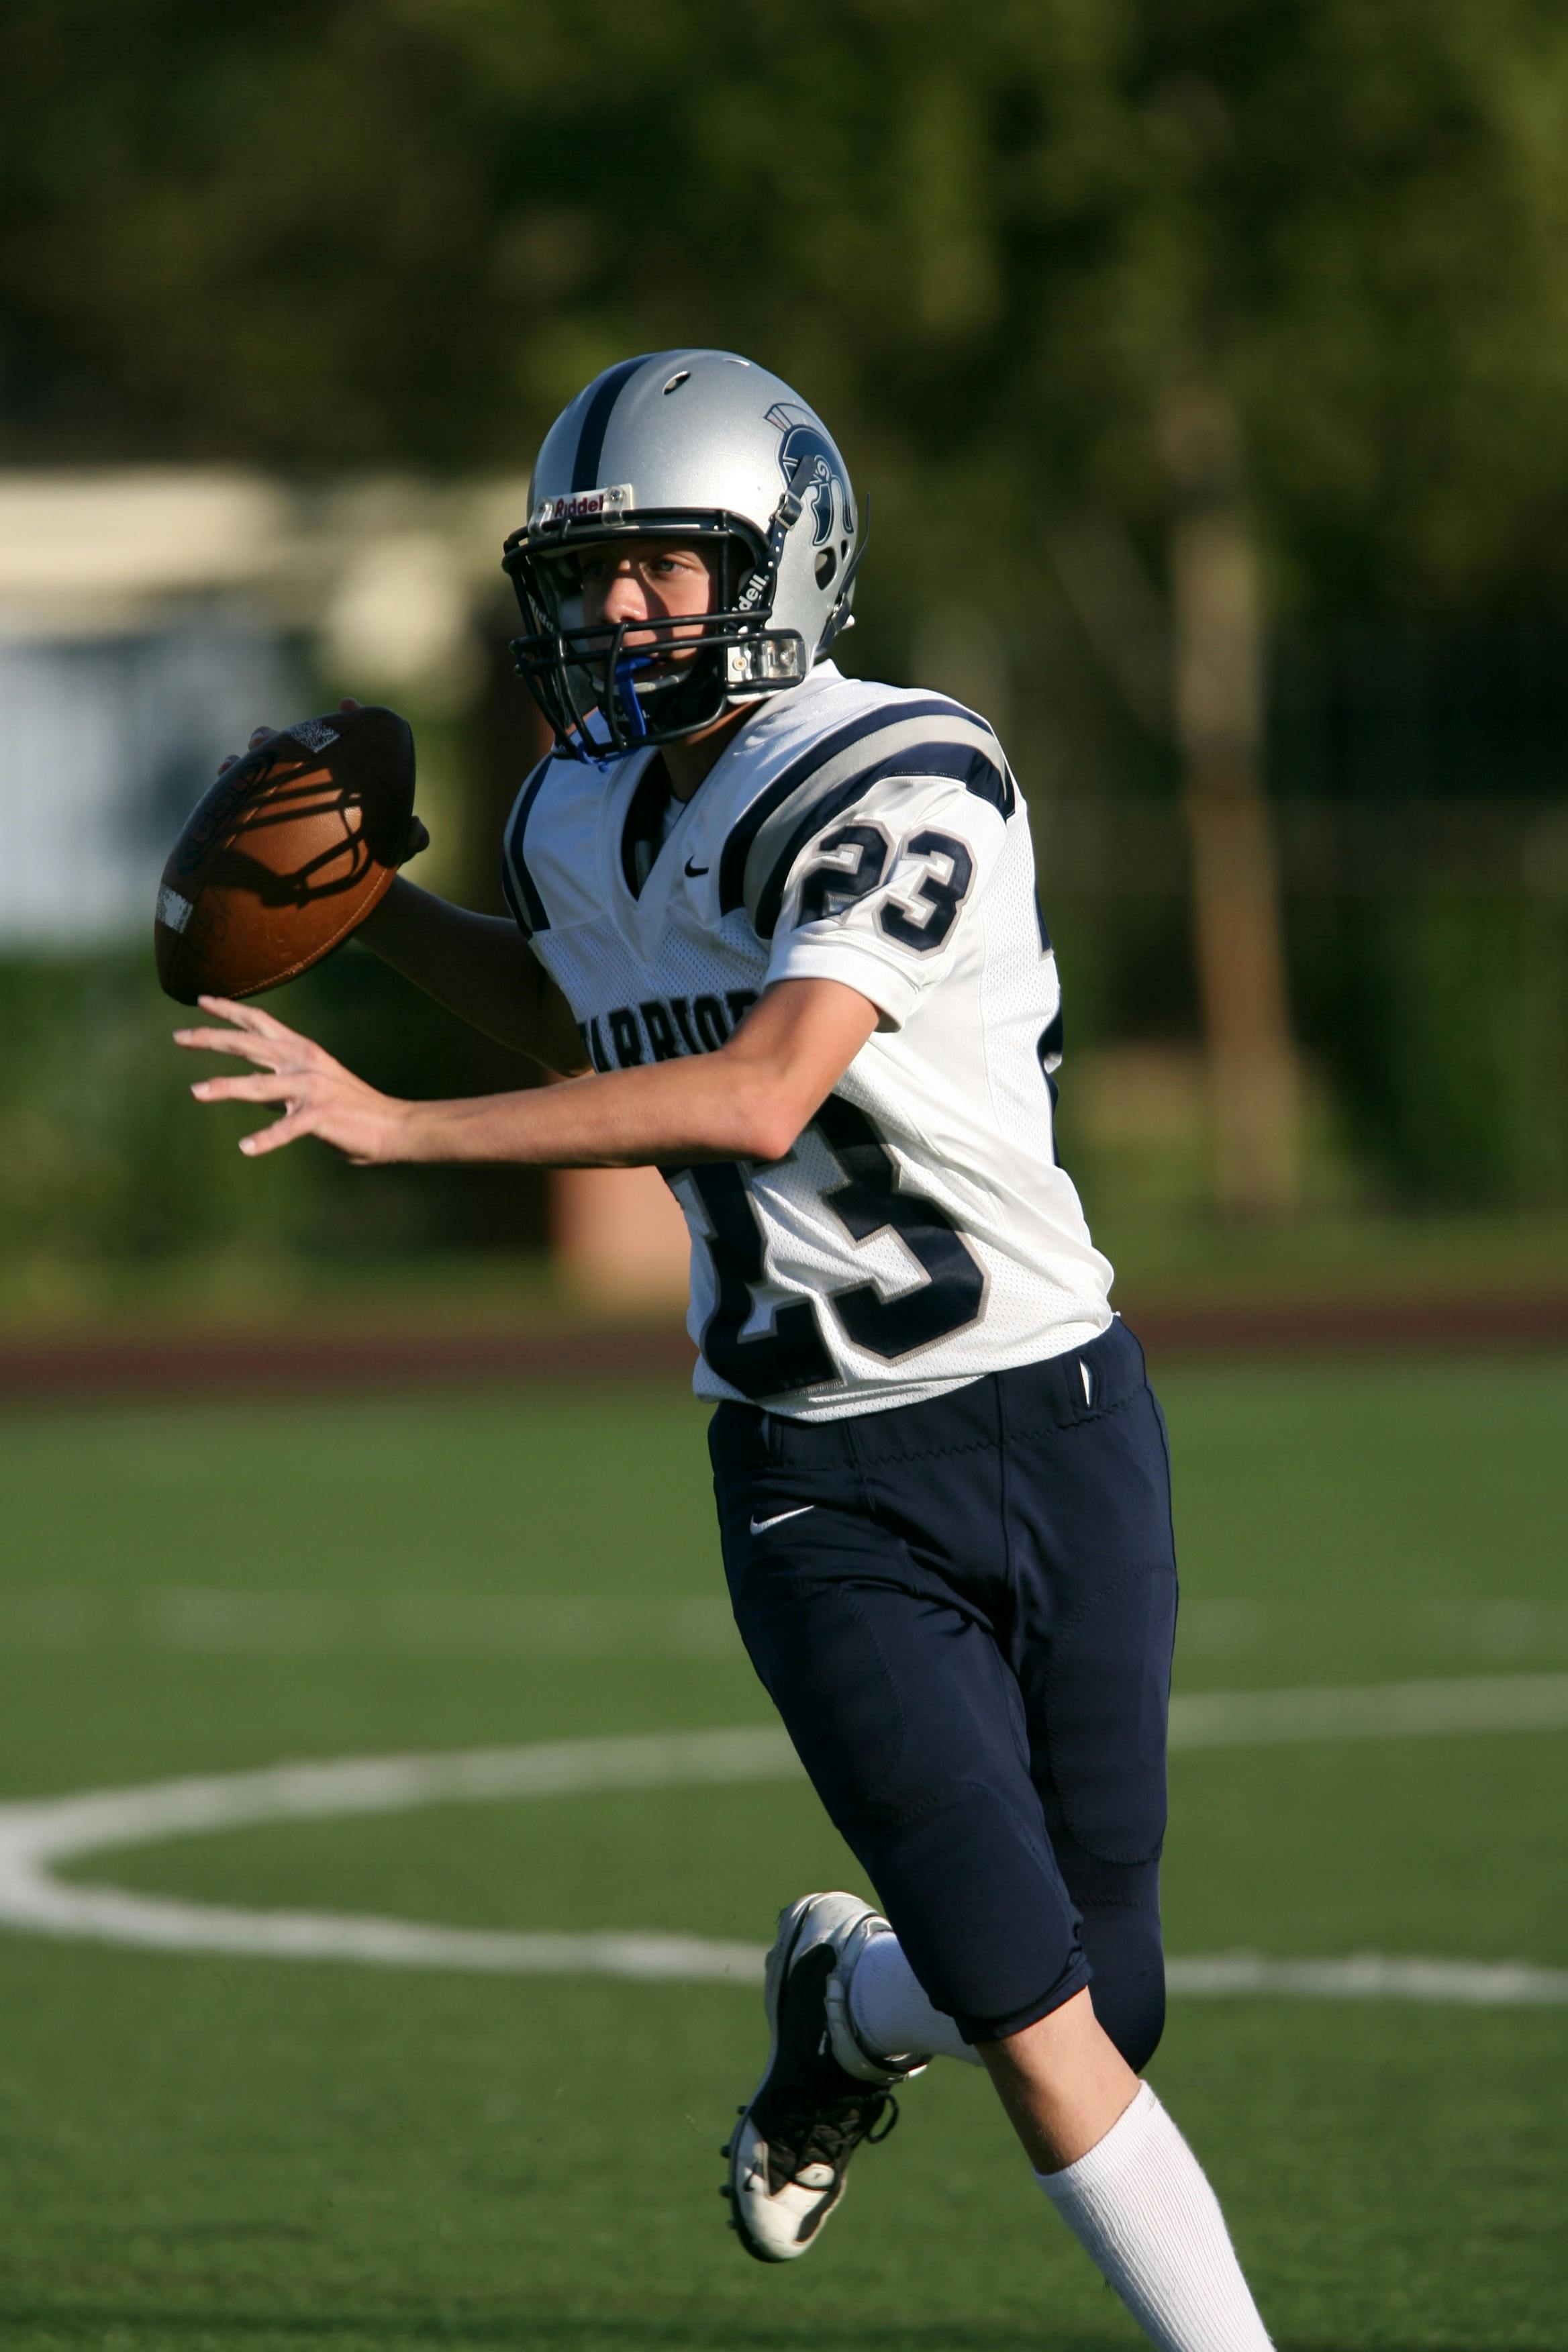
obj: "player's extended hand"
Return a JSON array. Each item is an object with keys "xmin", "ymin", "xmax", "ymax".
[
  {"xmin": 175, "ymin": 996, "xmax": 409, "ymax": 1163},
  {"xmin": 216, "ymin": 699, "xmax": 430, "ymax": 866}
]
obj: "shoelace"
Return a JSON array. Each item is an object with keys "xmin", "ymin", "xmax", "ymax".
[{"xmin": 775, "ymin": 2087, "xmax": 900, "ymax": 2184}]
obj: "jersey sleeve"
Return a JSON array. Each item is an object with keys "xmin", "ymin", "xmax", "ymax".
[{"xmin": 756, "ymin": 764, "xmax": 1012, "ymax": 1028}]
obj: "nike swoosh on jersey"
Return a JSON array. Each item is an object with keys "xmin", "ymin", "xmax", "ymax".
[
  {"xmin": 684, "ymin": 857, "xmax": 709, "ymax": 877},
  {"xmin": 748, "ymin": 1504, "xmax": 816, "ymax": 1534}
]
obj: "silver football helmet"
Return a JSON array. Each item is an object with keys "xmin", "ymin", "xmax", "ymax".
[{"xmin": 502, "ymin": 349, "xmax": 863, "ymax": 758}]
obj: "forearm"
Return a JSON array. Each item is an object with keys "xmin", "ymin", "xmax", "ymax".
[
  {"xmin": 395, "ymin": 1050, "xmax": 798, "ymax": 1169},
  {"xmin": 358, "ymin": 879, "xmax": 585, "ymax": 1071},
  {"xmin": 182, "ymin": 975, "xmax": 878, "ymax": 1172}
]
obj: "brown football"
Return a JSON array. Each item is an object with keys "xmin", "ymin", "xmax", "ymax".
[{"xmin": 154, "ymin": 705, "xmax": 416, "ymax": 1005}]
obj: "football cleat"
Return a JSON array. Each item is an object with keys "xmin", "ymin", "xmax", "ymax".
[{"xmin": 723, "ymin": 1891, "xmax": 926, "ymax": 2263}]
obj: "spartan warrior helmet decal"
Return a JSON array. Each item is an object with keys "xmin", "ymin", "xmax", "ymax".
[{"xmin": 767, "ymin": 402, "xmax": 858, "ymax": 550}]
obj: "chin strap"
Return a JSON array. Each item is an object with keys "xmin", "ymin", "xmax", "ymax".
[{"xmin": 613, "ymin": 651, "xmax": 653, "ymax": 742}]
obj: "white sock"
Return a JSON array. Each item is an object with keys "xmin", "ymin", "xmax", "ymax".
[
  {"xmin": 1036, "ymin": 2082, "xmax": 1273, "ymax": 2351},
  {"xmin": 848, "ymin": 1931, "xmax": 983, "ymax": 2068}
]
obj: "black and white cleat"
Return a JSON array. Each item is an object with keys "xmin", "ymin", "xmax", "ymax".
[{"xmin": 724, "ymin": 1891, "xmax": 926, "ymax": 2264}]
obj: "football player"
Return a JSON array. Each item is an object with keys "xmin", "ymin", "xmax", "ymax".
[{"xmin": 180, "ymin": 350, "xmax": 1273, "ymax": 2351}]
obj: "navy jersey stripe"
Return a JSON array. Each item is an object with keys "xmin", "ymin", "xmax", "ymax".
[
  {"xmin": 752, "ymin": 739, "xmax": 1011, "ymax": 938},
  {"xmin": 969, "ymin": 761, "xmax": 1017, "ymax": 820},
  {"xmin": 571, "ymin": 355, "xmax": 650, "ymax": 493},
  {"xmin": 502, "ymin": 756, "xmax": 554, "ymax": 934},
  {"xmin": 718, "ymin": 695, "xmax": 1007, "ymax": 917}
]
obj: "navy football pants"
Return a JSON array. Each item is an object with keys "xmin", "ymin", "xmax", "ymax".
[{"xmin": 709, "ymin": 1317, "xmax": 1177, "ymax": 2064}]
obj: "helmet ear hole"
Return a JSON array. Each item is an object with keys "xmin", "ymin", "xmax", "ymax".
[{"xmin": 815, "ymin": 548, "xmax": 838, "ymax": 589}]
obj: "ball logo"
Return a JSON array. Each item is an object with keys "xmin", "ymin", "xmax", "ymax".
[{"xmin": 767, "ymin": 403, "xmax": 856, "ymax": 549}]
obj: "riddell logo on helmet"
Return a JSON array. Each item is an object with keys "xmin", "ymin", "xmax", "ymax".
[{"xmin": 531, "ymin": 484, "xmax": 634, "ymax": 528}]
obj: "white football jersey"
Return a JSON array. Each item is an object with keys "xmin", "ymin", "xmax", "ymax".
[{"xmin": 503, "ymin": 660, "xmax": 1113, "ymax": 1420}]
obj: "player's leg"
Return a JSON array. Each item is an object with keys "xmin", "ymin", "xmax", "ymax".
[
  {"xmin": 995, "ymin": 1320, "xmax": 1179, "ymax": 2075},
  {"xmin": 979, "ymin": 1993, "xmax": 1273, "ymax": 2351},
  {"xmin": 817, "ymin": 1325, "xmax": 1269, "ymax": 2346},
  {"xmin": 842, "ymin": 1910, "xmax": 982, "ymax": 2070},
  {"xmin": 746, "ymin": 1323, "xmax": 1176, "ymax": 2087},
  {"xmin": 724, "ymin": 1326, "xmax": 1275, "ymax": 2347},
  {"xmin": 987, "ymin": 1320, "xmax": 1272, "ymax": 2349},
  {"xmin": 1050, "ymin": 1846, "xmax": 1167, "ymax": 2073},
  {"xmin": 712, "ymin": 1391, "xmax": 1095, "ymax": 2041},
  {"xmin": 784, "ymin": 1907, "xmax": 1275, "ymax": 2351},
  {"xmin": 708, "ymin": 1385, "xmax": 1093, "ymax": 2260}
]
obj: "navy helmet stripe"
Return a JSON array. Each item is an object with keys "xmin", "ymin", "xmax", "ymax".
[
  {"xmin": 752, "ymin": 739, "xmax": 1010, "ymax": 938},
  {"xmin": 571, "ymin": 355, "xmax": 651, "ymax": 493},
  {"xmin": 503, "ymin": 756, "xmax": 554, "ymax": 934},
  {"xmin": 718, "ymin": 696, "xmax": 999, "ymax": 916}
]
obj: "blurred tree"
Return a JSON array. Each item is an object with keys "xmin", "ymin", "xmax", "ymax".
[
  {"xmin": 7, "ymin": 0, "xmax": 1568, "ymax": 1210},
  {"xmin": 11, "ymin": 1, "xmax": 1568, "ymax": 571}
]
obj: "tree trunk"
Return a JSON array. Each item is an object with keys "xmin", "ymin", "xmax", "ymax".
[{"xmin": 1163, "ymin": 394, "xmax": 1300, "ymax": 1216}]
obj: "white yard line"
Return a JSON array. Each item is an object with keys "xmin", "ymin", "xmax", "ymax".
[
  {"xmin": 0, "ymin": 1728, "xmax": 795, "ymax": 1978},
  {"xmin": 5, "ymin": 1588, "xmax": 1568, "ymax": 1665},
  {"xmin": 0, "ymin": 1588, "xmax": 741, "ymax": 1659},
  {"xmin": 1169, "ymin": 1671, "xmax": 1568, "ymax": 1745},
  {"xmin": 0, "ymin": 1681, "xmax": 1563, "ymax": 1996},
  {"xmin": 1165, "ymin": 1953, "xmax": 1568, "ymax": 2006}
]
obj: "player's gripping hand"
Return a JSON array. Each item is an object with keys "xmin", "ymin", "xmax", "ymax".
[
  {"xmin": 215, "ymin": 698, "xmax": 430, "ymax": 866},
  {"xmin": 175, "ymin": 996, "xmax": 409, "ymax": 1163}
]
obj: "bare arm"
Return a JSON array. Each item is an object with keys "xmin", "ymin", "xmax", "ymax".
[
  {"xmin": 177, "ymin": 978, "xmax": 880, "ymax": 1168},
  {"xmin": 357, "ymin": 879, "xmax": 587, "ymax": 1075}
]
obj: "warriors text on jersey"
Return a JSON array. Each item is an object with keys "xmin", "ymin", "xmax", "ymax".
[{"xmin": 503, "ymin": 661, "xmax": 1114, "ymax": 1420}]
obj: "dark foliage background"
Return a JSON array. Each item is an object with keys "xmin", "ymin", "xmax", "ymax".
[{"xmin": 5, "ymin": 0, "xmax": 1568, "ymax": 1266}]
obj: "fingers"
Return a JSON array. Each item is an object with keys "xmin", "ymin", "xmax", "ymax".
[
  {"xmin": 177, "ymin": 993, "xmax": 393, "ymax": 1164},
  {"xmin": 229, "ymin": 1088, "xmax": 387, "ymax": 1163},
  {"xmin": 240, "ymin": 1108, "xmax": 312, "ymax": 1158},
  {"xmin": 175, "ymin": 998, "xmax": 326, "ymax": 1076},
  {"xmin": 217, "ymin": 724, "xmax": 276, "ymax": 779},
  {"xmin": 215, "ymin": 709, "xmax": 368, "ymax": 778},
  {"xmin": 173, "ymin": 1026, "xmax": 283, "ymax": 1065},
  {"xmin": 191, "ymin": 1071, "xmax": 300, "ymax": 1106},
  {"xmin": 195, "ymin": 993, "xmax": 295, "ymax": 1040}
]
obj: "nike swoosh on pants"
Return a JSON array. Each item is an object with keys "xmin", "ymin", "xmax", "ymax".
[{"xmin": 748, "ymin": 1505, "xmax": 815, "ymax": 1534}]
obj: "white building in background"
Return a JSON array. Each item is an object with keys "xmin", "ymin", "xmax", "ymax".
[
  {"xmin": 0, "ymin": 617, "xmax": 298, "ymax": 945},
  {"xmin": 0, "ymin": 469, "xmax": 527, "ymax": 947},
  {"xmin": 0, "ymin": 467, "xmax": 689, "ymax": 1297}
]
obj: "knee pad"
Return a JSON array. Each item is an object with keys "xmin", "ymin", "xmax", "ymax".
[
  {"xmin": 1078, "ymin": 1893, "xmax": 1166, "ymax": 2072},
  {"xmin": 839, "ymin": 1780, "xmax": 1085, "ymax": 2031}
]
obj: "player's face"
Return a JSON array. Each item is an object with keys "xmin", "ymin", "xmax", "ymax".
[
  {"xmin": 573, "ymin": 540, "xmax": 716, "ymax": 665},
  {"xmin": 537, "ymin": 536, "xmax": 739, "ymax": 765}
]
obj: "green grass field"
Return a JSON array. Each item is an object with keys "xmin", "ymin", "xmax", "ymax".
[{"xmin": 1, "ymin": 1357, "xmax": 1565, "ymax": 2351}]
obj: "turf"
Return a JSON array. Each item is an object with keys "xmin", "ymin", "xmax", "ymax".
[{"xmin": 1, "ymin": 1359, "xmax": 1565, "ymax": 2349}]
